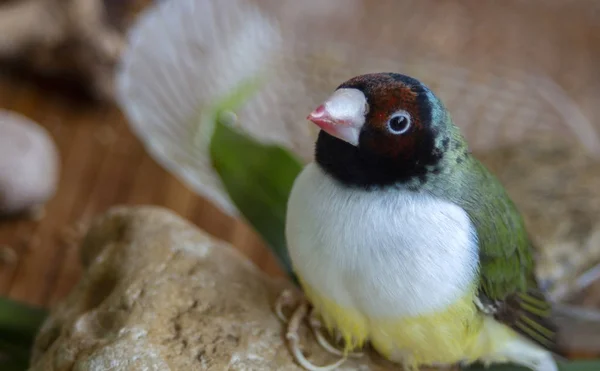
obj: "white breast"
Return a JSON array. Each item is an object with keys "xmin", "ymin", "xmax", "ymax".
[{"xmin": 285, "ymin": 163, "xmax": 479, "ymax": 319}]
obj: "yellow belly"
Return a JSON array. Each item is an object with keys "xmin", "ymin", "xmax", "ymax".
[{"xmin": 301, "ymin": 279, "xmax": 519, "ymax": 369}]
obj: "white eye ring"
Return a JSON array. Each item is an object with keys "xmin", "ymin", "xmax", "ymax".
[{"xmin": 386, "ymin": 111, "xmax": 411, "ymax": 135}]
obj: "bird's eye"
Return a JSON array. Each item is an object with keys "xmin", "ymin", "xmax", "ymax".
[{"xmin": 386, "ymin": 112, "xmax": 411, "ymax": 135}]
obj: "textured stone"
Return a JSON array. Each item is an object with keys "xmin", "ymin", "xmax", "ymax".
[{"xmin": 29, "ymin": 206, "xmax": 413, "ymax": 370}]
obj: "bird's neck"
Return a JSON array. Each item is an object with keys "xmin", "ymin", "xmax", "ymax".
[{"xmin": 315, "ymin": 129, "xmax": 469, "ymax": 191}]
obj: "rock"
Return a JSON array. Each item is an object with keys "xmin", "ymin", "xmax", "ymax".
[
  {"xmin": 0, "ymin": 110, "xmax": 60, "ymax": 216},
  {"xmin": 30, "ymin": 206, "xmax": 428, "ymax": 370}
]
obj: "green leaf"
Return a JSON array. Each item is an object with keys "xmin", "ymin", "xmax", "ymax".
[
  {"xmin": 0, "ymin": 297, "xmax": 48, "ymax": 371},
  {"xmin": 0, "ymin": 297, "xmax": 47, "ymax": 345},
  {"xmin": 192, "ymin": 72, "xmax": 302, "ymax": 281},
  {"xmin": 0, "ymin": 337, "xmax": 31, "ymax": 370},
  {"xmin": 0, "ymin": 352, "xmax": 29, "ymax": 371},
  {"xmin": 210, "ymin": 115, "xmax": 303, "ymax": 282},
  {"xmin": 191, "ymin": 75, "xmax": 265, "ymax": 150},
  {"xmin": 463, "ymin": 359, "xmax": 600, "ymax": 371}
]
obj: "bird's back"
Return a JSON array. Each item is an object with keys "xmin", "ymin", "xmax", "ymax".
[{"xmin": 424, "ymin": 153, "xmax": 539, "ymax": 297}]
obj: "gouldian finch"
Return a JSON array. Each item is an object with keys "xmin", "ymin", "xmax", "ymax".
[{"xmin": 284, "ymin": 73, "xmax": 559, "ymax": 370}]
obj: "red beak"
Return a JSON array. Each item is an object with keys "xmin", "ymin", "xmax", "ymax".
[
  {"xmin": 306, "ymin": 104, "xmax": 360, "ymax": 146},
  {"xmin": 307, "ymin": 104, "xmax": 350, "ymax": 131}
]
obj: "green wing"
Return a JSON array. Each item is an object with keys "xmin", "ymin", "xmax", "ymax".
[{"xmin": 428, "ymin": 155, "xmax": 558, "ymax": 352}]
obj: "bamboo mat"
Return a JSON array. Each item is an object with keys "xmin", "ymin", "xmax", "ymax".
[{"xmin": 1, "ymin": 0, "xmax": 599, "ymax": 311}]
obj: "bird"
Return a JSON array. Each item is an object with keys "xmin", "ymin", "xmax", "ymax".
[{"xmin": 283, "ymin": 72, "xmax": 560, "ymax": 371}]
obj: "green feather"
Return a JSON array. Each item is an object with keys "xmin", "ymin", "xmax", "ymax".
[{"xmin": 421, "ymin": 106, "xmax": 555, "ymax": 350}]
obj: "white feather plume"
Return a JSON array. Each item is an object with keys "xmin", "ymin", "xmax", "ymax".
[
  {"xmin": 115, "ymin": 0, "xmax": 600, "ymax": 219},
  {"xmin": 117, "ymin": 0, "xmax": 285, "ymax": 216}
]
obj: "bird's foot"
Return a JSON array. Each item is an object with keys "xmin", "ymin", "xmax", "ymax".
[
  {"xmin": 308, "ymin": 308, "xmax": 363, "ymax": 359},
  {"xmin": 275, "ymin": 289, "xmax": 350, "ymax": 371},
  {"xmin": 275, "ymin": 289, "xmax": 300, "ymax": 322}
]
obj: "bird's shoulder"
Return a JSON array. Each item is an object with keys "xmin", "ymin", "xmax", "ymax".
[{"xmin": 423, "ymin": 155, "xmax": 558, "ymax": 352}]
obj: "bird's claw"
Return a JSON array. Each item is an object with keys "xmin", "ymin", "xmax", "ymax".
[
  {"xmin": 275, "ymin": 289, "xmax": 299, "ymax": 322},
  {"xmin": 275, "ymin": 289, "xmax": 350, "ymax": 370},
  {"xmin": 309, "ymin": 308, "xmax": 363, "ymax": 359}
]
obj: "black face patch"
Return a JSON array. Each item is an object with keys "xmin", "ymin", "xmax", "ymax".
[{"xmin": 315, "ymin": 73, "xmax": 447, "ymax": 189}]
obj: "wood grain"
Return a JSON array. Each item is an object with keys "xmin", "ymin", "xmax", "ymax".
[{"xmin": 0, "ymin": 71, "xmax": 283, "ymax": 308}]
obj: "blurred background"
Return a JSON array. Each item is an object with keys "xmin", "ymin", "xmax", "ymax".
[{"xmin": 1, "ymin": 0, "xmax": 600, "ymax": 360}]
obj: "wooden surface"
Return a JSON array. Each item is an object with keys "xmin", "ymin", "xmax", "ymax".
[
  {"xmin": 1, "ymin": 0, "xmax": 600, "ymax": 312},
  {"xmin": 0, "ymin": 71, "xmax": 283, "ymax": 308}
]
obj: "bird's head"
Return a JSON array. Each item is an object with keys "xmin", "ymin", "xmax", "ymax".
[{"xmin": 309, "ymin": 72, "xmax": 462, "ymax": 189}]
